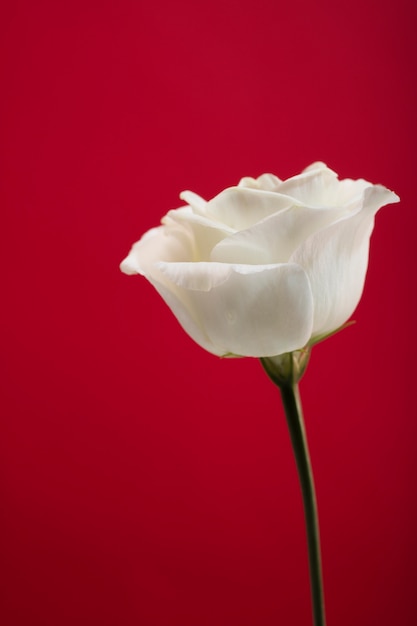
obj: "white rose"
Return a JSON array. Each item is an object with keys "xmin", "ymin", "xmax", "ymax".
[{"xmin": 120, "ymin": 162, "xmax": 399, "ymax": 357}]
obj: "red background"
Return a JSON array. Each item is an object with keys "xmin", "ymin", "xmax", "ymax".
[{"xmin": 1, "ymin": 1, "xmax": 416, "ymax": 625}]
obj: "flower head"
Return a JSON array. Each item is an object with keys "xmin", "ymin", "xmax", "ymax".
[{"xmin": 121, "ymin": 163, "xmax": 399, "ymax": 357}]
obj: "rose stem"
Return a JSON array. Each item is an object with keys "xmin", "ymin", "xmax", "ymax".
[{"xmin": 278, "ymin": 381, "xmax": 326, "ymax": 626}]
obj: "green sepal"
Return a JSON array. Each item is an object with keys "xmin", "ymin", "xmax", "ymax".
[
  {"xmin": 307, "ymin": 320, "xmax": 355, "ymax": 348},
  {"xmin": 260, "ymin": 347, "xmax": 311, "ymax": 388}
]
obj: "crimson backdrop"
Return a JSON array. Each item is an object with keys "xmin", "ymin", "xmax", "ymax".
[{"xmin": 1, "ymin": 1, "xmax": 416, "ymax": 625}]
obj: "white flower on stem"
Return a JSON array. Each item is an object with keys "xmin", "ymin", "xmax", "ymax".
[{"xmin": 120, "ymin": 162, "xmax": 399, "ymax": 357}]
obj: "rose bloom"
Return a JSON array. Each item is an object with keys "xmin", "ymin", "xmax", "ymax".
[{"xmin": 120, "ymin": 162, "xmax": 399, "ymax": 357}]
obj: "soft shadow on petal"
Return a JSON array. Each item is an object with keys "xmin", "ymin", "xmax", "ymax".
[
  {"xmin": 210, "ymin": 201, "xmax": 352, "ymax": 265},
  {"xmin": 158, "ymin": 262, "xmax": 314, "ymax": 357},
  {"xmin": 290, "ymin": 185, "xmax": 400, "ymax": 337},
  {"xmin": 165, "ymin": 206, "xmax": 234, "ymax": 261},
  {"xmin": 278, "ymin": 162, "xmax": 371, "ymax": 207},
  {"xmin": 120, "ymin": 227, "xmax": 162, "ymax": 275},
  {"xmin": 157, "ymin": 261, "xmax": 234, "ymax": 291},
  {"xmin": 206, "ymin": 187, "xmax": 294, "ymax": 230},
  {"xmin": 121, "ymin": 227, "xmax": 220, "ymax": 354},
  {"xmin": 120, "ymin": 224, "xmax": 194, "ymax": 284}
]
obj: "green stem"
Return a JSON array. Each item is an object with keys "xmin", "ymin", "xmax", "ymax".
[{"xmin": 279, "ymin": 382, "xmax": 326, "ymax": 626}]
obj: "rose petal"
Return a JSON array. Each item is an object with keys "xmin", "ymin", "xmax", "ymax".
[
  {"xmin": 237, "ymin": 173, "xmax": 282, "ymax": 191},
  {"xmin": 120, "ymin": 223, "xmax": 194, "ymax": 283},
  {"xmin": 120, "ymin": 225, "xmax": 219, "ymax": 354},
  {"xmin": 179, "ymin": 190, "xmax": 207, "ymax": 213},
  {"xmin": 255, "ymin": 173, "xmax": 282, "ymax": 191},
  {"xmin": 302, "ymin": 161, "xmax": 330, "ymax": 174},
  {"xmin": 278, "ymin": 162, "xmax": 371, "ymax": 207},
  {"xmin": 206, "ymin": 187, "xmax": 294, "ymax": 230},
  {"xmin": 156, "ymin": 261, "xmax": 314, "ymax": 357},
  {"xmin": 164, "ymin": 206, "xmax": 234, "ymax": 261},
  {"xmin": 289, "ymin": 185, "xmax": 400, "ymax": 337},
  {"xmin": 210, "ymin": 201, "xmax": 353, "ymax": 265}
]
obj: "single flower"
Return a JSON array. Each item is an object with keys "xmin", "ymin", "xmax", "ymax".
[{"xmin": 120, "ymin": 162, "xmax": 399, "ymax": 357}]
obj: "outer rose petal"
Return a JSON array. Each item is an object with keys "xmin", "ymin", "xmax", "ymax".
[
  {"xmin": 289, "ymin": 185, "xmax": 400, "ymax": 337},
  {"xmin": 120, "ymin": 225, "xmax": 220, "ymax": 354},
  {"xmin": 156, "ymin": 261, "xmax": 314, "ymax": 357},
  {"xmin": 278, "ymin": 162, "xmax": 371, "ymax": 207},
  {"xmin": 119, "ymin": 223, "xmax": 194, "ymax": 284}
]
